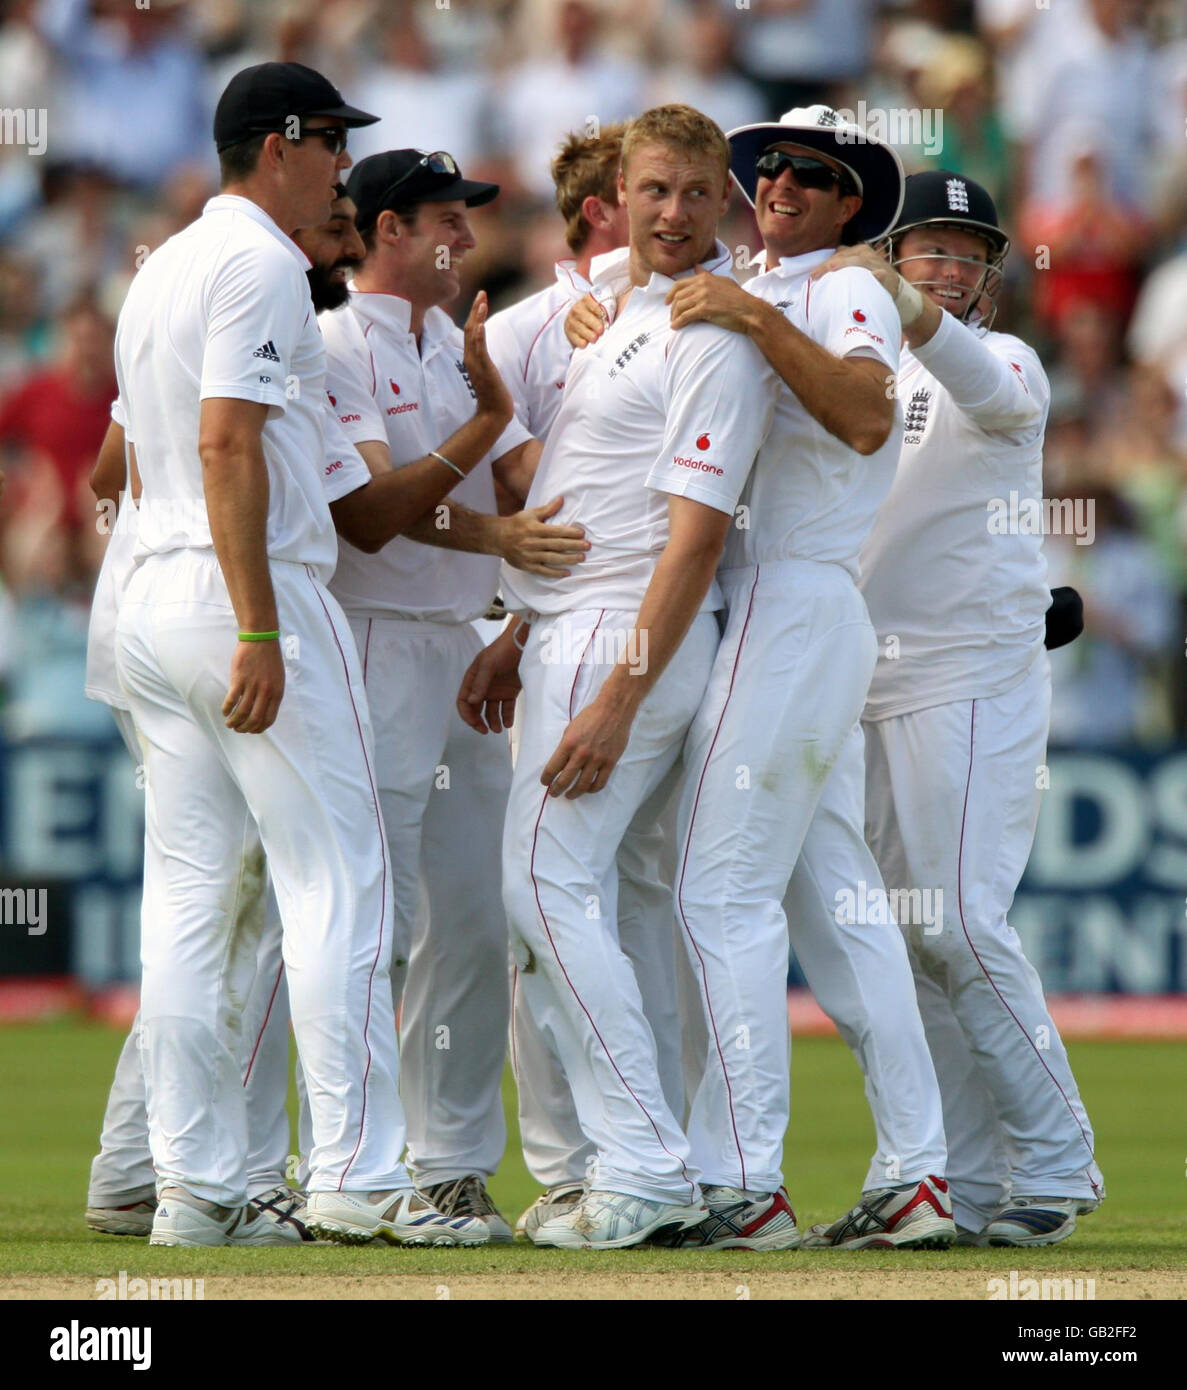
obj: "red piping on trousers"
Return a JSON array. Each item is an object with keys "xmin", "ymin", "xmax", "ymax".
[
  {"xmin": 954, "ymin": 700, "xmax": 1100, "ymax": 1187},
  {"xmin": 305, "ymin": 574, "xmax": 390, "ymax": 1190},
  {"xmin": 675, "ymin": 566, "xmax": 762, "ymax": 1189},
  {"xmin": 529, "ymin": 611, "xmax": 697, "ymax": 1202}
]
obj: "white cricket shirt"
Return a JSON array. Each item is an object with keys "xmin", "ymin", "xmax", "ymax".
[
  {"xmin": 717, "ymin": 248, "xmax": 902, "ymax": 573},
  {"xmin": 85, "ymin": 393, "xmax": 370, "ymax": 710},
  {"xmin": 485, "ymin": 259, "xmax": 591, "ymax": 439},
  {"xmin": 861, "ymin": 308, "xmax": 1051, "ymax": 720},
  {"xmin": 504, "ymin": 242, "xmax": 777, "ymax": 618},
  {"xmin": 319, "ymin": 291, "xmax": 532, "ymax": 624},
  {"xmin": 113, "ymin": 194, "xmax": 340, "ymax": 583}
]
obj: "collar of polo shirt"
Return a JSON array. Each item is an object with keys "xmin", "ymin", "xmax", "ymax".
[
  {"xmin": 343, "ymin": 282, "xmax": 457, "ymax": 356},
  {"xmin": 203, "ymin": 194, "xmax": 313, "ymax": 271},
  {"xmin": 589, "ymin": 239, "xmax": 734, "ymax": 298},
  {"xmin": 766, "ymin": 246, "xmax": 836, "ymax": 281}
]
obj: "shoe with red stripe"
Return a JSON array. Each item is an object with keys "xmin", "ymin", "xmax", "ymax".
[
  {"xmin": 651, "ymin": 1185, "xmax": 801, "ymax": 1250},
  {"xmin": 800, "ymin": 1176, "xmax": 956, "ymax": 1250},
  {"xmin": 86, "ymin": 1198, "xmax": 157, "ymax": 1237}
]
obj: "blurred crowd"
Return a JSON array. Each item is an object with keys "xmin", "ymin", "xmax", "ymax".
[{"xmin": 0, "ymin": 0, "xmax": 1185, "ymax": 742}]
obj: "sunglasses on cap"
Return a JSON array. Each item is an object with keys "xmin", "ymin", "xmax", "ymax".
[
  {"xmin": 380, "ymin": 150, "xmax": 461, "ymax": 203},
  {"xmin": 755, "ymin": 152, "xmax": 857, "ymax": 197}
]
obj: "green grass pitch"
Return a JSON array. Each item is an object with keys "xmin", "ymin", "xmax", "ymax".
[{"xmin": 0, "ymin": 1021, "xmax": 1181, "ymax": 1283}]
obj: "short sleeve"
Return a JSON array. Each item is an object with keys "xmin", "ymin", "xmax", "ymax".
[
  {"xmin": 646, "ymin": 320, "xmax": 777, "ymax": 515},
  {"xmin": 490, "ymin": 410, "xmax": 534, "ymax": 464},
  {"xmin": 320, "ymin": 405, "xmax": 373, "ymax": 503},
  {"xmin": 320, "ymin": 311, "xmax": 389, "ymax": 447},
  {"xmin": 199, "ymin": 244, "xmax": 305, "ymax": 413},
  {"xmin": 110, "ymin": 394, "xmax": 129, "ymax": 436},
  {"xmin": 484, "ymin": 312, "xmax": 533, "ymax": 433},
  {"xmin": 805, "ymin": 266, "xmax": 900, "ymax": 375}
]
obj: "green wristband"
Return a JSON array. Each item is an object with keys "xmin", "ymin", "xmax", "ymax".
[{"xmin": 238, "ymin": 630, "xmax": 280, "ymax": 642}]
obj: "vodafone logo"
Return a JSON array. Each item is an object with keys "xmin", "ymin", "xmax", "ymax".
[
  {"xmin": 327, "ymin": 391, "xmax": 337, "ymax": 407},
  {"xmin": 339, "ymin": 412, "xmax": 361, "ymax": 423},
  {"xmin": 386, "ymin": 401, "xmax": 419, "ymax": 415},
  {"xmin": 390, "ymin": 379, "xmax": 401, "ymax": 395},
  {"xmin": 852, "ymin": 309, "xmax": 867, "ymax": 323},
  {"xmin": 324, "ymin": 459, "xmax": 343, "ymax": 475},
  {"xmin": 673, "ymin": 455, "xmax": 724, "ymax": 476},
  {"xmin": 696, "ymin": 432, "xmax": 711, "ymax": 451}
]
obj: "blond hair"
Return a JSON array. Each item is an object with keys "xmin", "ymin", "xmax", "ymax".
[
  {"xmin": 620, "ymin": 105, "xmax": 730, "ymax": 193},
  {"xmin": 552, "ymin": 123, "xmax": 626, "ymax": 254}
]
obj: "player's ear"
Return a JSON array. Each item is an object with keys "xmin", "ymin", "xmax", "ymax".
[{"xmin": 582, "ymin": 195, "xmax": 609, "ymax": 232}]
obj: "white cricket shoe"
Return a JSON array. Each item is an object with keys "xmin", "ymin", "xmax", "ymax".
[
  {"xmin": 149, "ymin": 1187, "xmax": 304, "ymax": 1247},
  {"xmin": 800, "ymin": 1175, "xmax": 956, "ymax": 1250},
  {"xmin": 516, "ymin": 1182, "xmax": 585, "ymax": 1240},
  {"xmin": 419, "ymin": 1176, "xmax": 513, "ymax": 1244},
  {"xmin": 248, "ymin": 1184, "xmax": 316, "ymax": 1243},
  {"xmin": 984, "ymin": 1196, "xmax": 1095, "ymax": 1247},
  {"xmin": 652, "ymin": 1185, "xmax": 801, "ymax": 1250},
  {"xmin": 532, "ymin": 1189, "xmax": 708, "ymax": 1250},
  {"xmin": 86, "ymin": 1199, "xmax": 157, "ymax": 1237},
  {"xmin": 304, "ymin": 1188, "xmax": 489, "ymax": 1247}
]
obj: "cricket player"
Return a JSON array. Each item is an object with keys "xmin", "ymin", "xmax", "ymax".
[
  {"xmin": 484, "ymin": 124, "xmax": 692, "ymax": 1239},
  {"xmin": 316, "ymin": 148, "xmax": 576, "ymax": 1241},
  {"xmin": 110, "ymin": 62, "xmax": 490, "ymax": 1248},
  {"xmin": 85, "ymin": 184, "xmax": 584, "ymax": 1242},
  {"xmin": 586, "ymin": 107, "xmax": 953, "ymax": 1249},
  {"xmin": 459, "ymin": 104, "xmax": 782, "ymax": 1250},
  {"xmin": 805, "ymin": 171, "xmax": 1104, "ymax": 1247}
]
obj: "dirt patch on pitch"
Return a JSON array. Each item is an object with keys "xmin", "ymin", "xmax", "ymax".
[{"xmin": 6, "ymin": 1270, "xmax": 1182, "ymax": 1301}]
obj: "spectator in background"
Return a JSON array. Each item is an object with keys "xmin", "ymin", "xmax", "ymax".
[
  {"xmin": 1020, "ymin": 131, "xmax": 1149, "ymax": 334},
  {"xmin": 1006, "ymin": 0, "xmax": 1157, "ymax": 211},
  {"xmin": 646, "ymin": 1, "xmax": 764, "ymax": 135},
  {"xmin": 1047, "ymin": 485, "xmax": 1178, "ymax": 744},
  {"xmin": 0, "ymin": 251, "xmax": 48, "ymax": 387},
  {"xmin": 0, "ymin": 295, "xmax": 115, "ymax": 549},
  {"xmin": 731, "ymin": 0, "xmax": 878, "ymax": 115},
  {"xmin": 1046, "ymin": 301, "xmax": 1128, "ymax": 438},
  {"xmin": 349, "ymin": 8, "xmax": 496, "ymax": 170},
  {"xmin": 36, "ymin": 0, "xmax": 210, "ymax": 189},
  {"xmin": 1127, "ymin": 246, "xmax": 1187, "ymax": 456},
  {"xmin": 915, "ymin": 36, "xmax": 1010, "ymax": 207},
  {"xmin": 497, "ymin": 0, "xmax": 643, "ymax": 200}
]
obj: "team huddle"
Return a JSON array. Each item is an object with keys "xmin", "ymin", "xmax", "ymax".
[{"xmin": 82, "ymin": 59, "xmax": 1104, "ymax": 1253}]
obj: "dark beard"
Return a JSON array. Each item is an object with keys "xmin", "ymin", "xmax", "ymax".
[{"xmin": 306, "ymin": 262, "xmax": 356, "ymax": 312}]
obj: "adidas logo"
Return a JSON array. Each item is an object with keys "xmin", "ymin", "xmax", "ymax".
[{"xmin": 252, "ymin": 340, "xmax": 281, "ymax": 363}]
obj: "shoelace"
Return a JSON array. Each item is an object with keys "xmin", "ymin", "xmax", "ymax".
[{"xmin": 431, "ymin": 1177, "xmax": 496, "ymax": 1219}]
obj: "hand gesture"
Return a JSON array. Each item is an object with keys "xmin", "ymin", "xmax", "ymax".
[{"xmin": 464, "ymin": 290, "xmax": 514, "ymax": 423}]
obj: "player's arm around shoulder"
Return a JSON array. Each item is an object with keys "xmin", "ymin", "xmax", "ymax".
[{"xmin": 913, "ymin": 314, "xmax": 1048, "ymax": 436}]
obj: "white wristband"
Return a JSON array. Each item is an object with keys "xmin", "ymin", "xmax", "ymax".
[
  {"xmin": 893, "ymin": 275, "xmax": 925, "ymax": 327},
  {"xmin": 430, "ymin": 449, "xmax": 466, "ymax": 480}
]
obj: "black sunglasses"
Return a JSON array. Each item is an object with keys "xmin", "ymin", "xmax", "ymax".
[
  {"xmin": 380, "ymin": 150, "xmax": 460, "ymax": 204},
  {"xmin": 755, "ymin": 152, "xmax": 856, "ymax": 197},
  {"xmin": 293, "ymin": 124, "xmax": 349, "ymax": 155}
]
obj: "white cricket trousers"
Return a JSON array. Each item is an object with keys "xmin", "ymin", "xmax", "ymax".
[
  {"xmin": 88, "ymin": 891, "xmax": 298, "ymax": 1205},
  {"xmin": 503, "ymin": 607, "xmax": 719, "ymax": 1204},
  {"xmin": 783, "ymin": 723, "xmax": 947, "ymax": 1190},
  {"xmin": 677, "ymin": 560, "xmax": 939, "ymax": 1194},
  {"xmin": 510, "ymin": 768, "xmax": 687, "ymax": 1188},
  {"xmin": 116, "ymin": 549, "xmax": 408, "ymax": 1204},
  {"xmin": 863, "ymin": 652, "xmax": 1104, "ymax": 1230},
  {"xmin": 349, "ymin": 615, "xmax": 510, "ymax": 1184}
]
